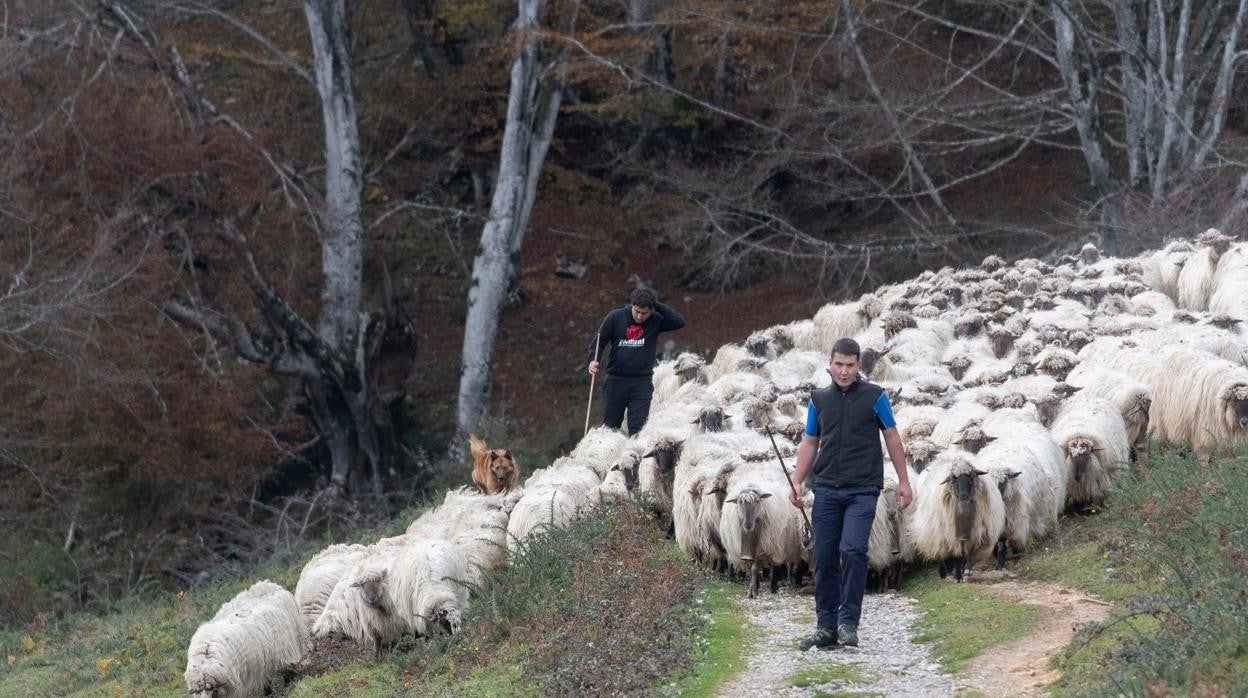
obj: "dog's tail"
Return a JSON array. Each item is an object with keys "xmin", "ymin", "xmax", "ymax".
[{"xmin": 468, "ymin": 432, "xmax": 488, "ymax": 458}]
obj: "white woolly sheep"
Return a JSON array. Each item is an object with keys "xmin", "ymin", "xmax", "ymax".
[
  {"xmin": 1149, "ymin": 349, "xmax": 1248, "ymax": 455},
  {"xmin": 1176, "ymin": 229, "xmax": 1233, "ymax": 310},
  {"xmin": 185, "ymin": 580, "xmax": 309, "ymax": 698},
  {"xmin": 1050, "ymin": 394, "xmax": 1131, "ymax": 509},
  {"xmin": 1208, "ymin": 243, "xmax": 1248, "ymax": 320},
  {"xmin": 1139, "ymin": 238, "xmax": 1194, "ymax": 299},
  {"xmin": 1034, "ymin": 344, "xmax": 1080, "ymax": 381},
  {"xmin": 719, "ymin": 466, "xmax": 806, "ymax": 597},
  {"xmin": 570, "ymin": 427, "xmax": 629, "ymax": 476},
  {"xmin": 907, "ymin": 451, "xmax": 1006, "ymax": 582},
  {"xmin": 405, "ymin": 487, "xmax": 511, "ymax": 588},
  {"xmin": 313, "ymin": 539, "xmax": 470, "ymax": 656},
  {"xmin": 974, "ymin": 420, "xmax": 1065, "ymax": 568},
  {"xmin": 1065, "ymin": 364, "xmax": 1153, "ymax": 456},
  {"xmin": 810, "ymin": 294, "xmax": 883, "ymax": 351},
  {"xmin": 294, "ymin": 543, "xmax": 369, "ymax": 628},
  {"xmin": 868, "ymin": 463, "xmax": 919, "ymax": 590}
]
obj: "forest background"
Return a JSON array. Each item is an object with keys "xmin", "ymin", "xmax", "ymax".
[{"xmin": 2, "ymin": 0, "xmax": 1246, "ymax": 626}]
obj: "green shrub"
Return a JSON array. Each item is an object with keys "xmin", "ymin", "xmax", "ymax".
[{"xmin": 1051, "ymin": 447, "xmax": 1248, "ymax": 696}]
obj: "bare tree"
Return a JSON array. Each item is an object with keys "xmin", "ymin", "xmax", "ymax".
[{"xmin": 450, "ymin": 0, "xmax": 566, "ymax": 459}]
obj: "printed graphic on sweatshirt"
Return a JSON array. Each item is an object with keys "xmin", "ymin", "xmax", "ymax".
[{"xmin": 618, "ymin": 324, "xmax": 646, "ymax": 348}]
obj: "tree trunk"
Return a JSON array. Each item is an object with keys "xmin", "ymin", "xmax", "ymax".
[
  {"xmin": 302, "ymin": 0, "xmax": 374, "ymax": 493},
  {"xmin": 450, "ymin": 0, "xmax": 562, "ymax": 460}
]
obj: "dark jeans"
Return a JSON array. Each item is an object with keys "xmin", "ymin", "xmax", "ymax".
[
  {"xmin": 602, "ymin": 375, "xmax": 653, "ymax": 435},
  {"xmin": 812, "ymin": 483, "xmax": 879, "ymax": 629}
]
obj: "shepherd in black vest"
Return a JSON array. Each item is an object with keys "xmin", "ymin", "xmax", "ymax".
[
  {"xmin": 587, "ymin": 288, "xmax": 686, "ymax": 434},
  {"xmin": 789, "ymin": 337, "xmax": 912, "ymax": 651}
]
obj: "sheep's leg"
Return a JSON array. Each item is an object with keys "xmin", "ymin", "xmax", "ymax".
[
  {"xmin": 890, "ymin": 562, "xmax": 902, "ymax": 592},
  {"xmin": 938, "ymin": 559, "xmax": 949, "ymax": 579},
  {"xmin": 748, "ymin": 561, "xmax": 760, "ymax": 598},
  {"xmin": 770, "ymin": 565, "xmax": 781, "ymax": 594},
  {"xmin": 994, "ymin": 539, "xmax": 1007, "ymax": 570}
]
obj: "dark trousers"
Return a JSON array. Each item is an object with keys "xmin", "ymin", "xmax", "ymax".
[
  {"xmin": 812, "ymin": 484, "xmax": 879, "ymax": 629},
  {"xmin": 602, "ymin": 375, "xmax": 653, "ymax": 435}
]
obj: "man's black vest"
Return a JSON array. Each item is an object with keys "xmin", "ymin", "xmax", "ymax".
[{"xmin": 809, "ymin": 379, "xmax": 886, "ymax": 488}]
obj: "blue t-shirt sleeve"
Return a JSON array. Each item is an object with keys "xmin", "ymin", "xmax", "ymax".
[
  {"xmin": 874, "ymin": 391, "xmax": 897, "ymax": 429},
  {"xmin": 804, "ymin": 401, "xmax": 819, "ymax": 437}
]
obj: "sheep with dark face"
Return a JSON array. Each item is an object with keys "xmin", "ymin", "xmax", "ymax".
[
  {"xmin": 908, "ymin": 452, "xmax": 1005, "ymax": 583},
  {"xmin": 988, "ymin": 325, "xmax": 1017, "ymax": 359},
  {"xmin": 1035, "ymin": 345, "xmax": 1080, "ymax": 382},
  {"xmin": 1148, "ymin": 349, "xmax": 1248, "ymax": 455},
  {"xmin": 720, "ymin": 475, "xmax": 804, "ymax": 598},
  {"xmin": 906, "ymin": 438, "xmax": 941, "ymax": 472},
  {"xmin": 1050, "ymin": 395, "xmax": 1130, "ymax": 510},
  {"xmin": 1066, "ymin": 364, "xmax": 1153, "ymax": 458},
  {"xmin": 868, "ymin": 464, "xmax": 919, "ymax": 591}
]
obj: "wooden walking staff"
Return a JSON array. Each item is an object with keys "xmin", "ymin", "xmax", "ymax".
[
  {"xmin": 765, "ymin": 425, "xmax": 813, "ymax": 547},
  {"xmin": 584, "ymin": 334, "xmax": 602, "ymax": 435}
]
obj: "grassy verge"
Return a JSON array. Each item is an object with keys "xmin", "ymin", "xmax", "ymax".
[
  {"xmin": 0, "ymin": 496, "xmax": 712, "ymax": 697},
  {"xmin": 906, "ymin": 568, "xmax": 1042, "ymax": 673},
  {"xmin": 1017, "ymin": 445, "xmax": 1248, "ymax": 696},
  {"xmin": 669, "ymin": 581, "xmax": 752, "ymax": 698},
  {"xmin": 291, "ymin": 500, "xmax": 705, "ymax": 696}
]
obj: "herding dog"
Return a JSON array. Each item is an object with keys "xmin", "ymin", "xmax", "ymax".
[{"xmin": 469, "ymin": 433, "xmax": 518, "ymax": 494}]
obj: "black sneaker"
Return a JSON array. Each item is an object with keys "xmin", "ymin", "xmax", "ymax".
[
  {"xmin": 837, "ymin": 624, "xmax": 859, "ymax": 647},
  {"xmin": 798, "ymin": 627, "xmax": 839, "ymax": 651}
]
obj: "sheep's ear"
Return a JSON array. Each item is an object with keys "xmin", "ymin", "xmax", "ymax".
[
  {"xmin": 610, "ymin": 464, "xmax": 620, "ymax": 471},
  {"xmin": 940, "ymin": 475, "xmax": 953, "ymax": 484},
  {"xmin": 502, "ymin": 449, "xmax": 512, "ymax": 458},
  {"xmin": 984, "ymin": 435, "xmax": 998, "ymax": 443},
  {"xmin": 675, "ymin": 439, "xmax": 686, "ymax": 449},
  {"xmin": 973, "ymin": 469, "xmax": 988, "ymax": 476},
  {"xmin": 759, "ymin": 492, "xmax": 772, "ymax": 499},
  {"xmin": 1007, "ymin": 471, "xmax": 1022, "ymax": 479},
  {"xmin": 642, "ymin": 450, "xmax": 655, "ymax": 459},
  {"xmin": 725, "ymin": 497, "xmax": 738, "ymax": 504},
  {"xmin": 691, "ymin": 417, "xmax": 700, "ymax": 424},
  {"xmin": 1092, "ymin": 447, "xmax": 1104, "ymax": 452}
]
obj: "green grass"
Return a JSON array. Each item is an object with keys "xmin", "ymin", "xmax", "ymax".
[
  {"xmin": 790, "ymin": 660, "xmax": 874, "ymax": 687},
  {"xmin": 907, "ymin": 568, "xmax": 1043, "ymax": 672},
  {"xmin": 668, "ymin": 581, "xmax": 753, "ymax": 698},
  {"xmin": 1018, "ymin": 445, "xmax": 1248, "ymax": 697},
  {"xmin": 0, "ymin": 550, "xmax": 312, "ymax": 697}
]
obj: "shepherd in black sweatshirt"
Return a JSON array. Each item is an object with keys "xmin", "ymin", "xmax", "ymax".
[{"xmin": 586, "ymin": 288, "xmax": 687, "ymax": 434}]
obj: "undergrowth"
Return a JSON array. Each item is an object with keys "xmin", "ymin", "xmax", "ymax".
[
  {"xmin": 907, "ymin": 568, "xmax": 1042, "ymax": 672},
  {"xmin": 1027, "ymin": 444, "xmax": 1248, "ymax": 696},
  {"xmin": 296, "ymin": 499, "xmax": 706, "ymax": 696}
]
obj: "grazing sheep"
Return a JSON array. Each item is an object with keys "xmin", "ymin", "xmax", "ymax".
[
  {"xmin": 313, "ymin": 539, "xmax": 470, "ymax": 656},
  {"xmin": 1050, "ymin": 395, "xmax": 1131, "ymax": 509},
  {"xmin": 406, "ymin": 488, "xmax": 511, "ymax": 588},
  {"xmin": 295, "ymin": 544, "xmax": 369, "ymax": 628},
  {"xmin": 185, "ymin": 580, "xmax": 310, "ymax": 698},
  {"xmin": 908, "ymin": 452, "xmax": 1006, "ymax": 582},
  {"xmin": 1149, "ymin": 349, "xmax": 1248, "ymax": 455}
]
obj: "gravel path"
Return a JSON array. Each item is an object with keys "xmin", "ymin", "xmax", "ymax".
[{"xmin": 714, "ymin": 589, "xmax": 967, "ymax": 697}]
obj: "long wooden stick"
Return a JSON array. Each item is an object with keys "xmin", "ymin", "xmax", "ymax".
[
  {"xmin": 584, "ymin": 335, "xmax": 602, "ymax": 435},
  {"xmin": 766, "ymin": 426, "xmax": 812, "ymax": 532}
]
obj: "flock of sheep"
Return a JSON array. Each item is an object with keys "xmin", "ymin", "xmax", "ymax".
[{"xmin": 184, "ymin": 230, "xmax": 1248, "ymax": 696}]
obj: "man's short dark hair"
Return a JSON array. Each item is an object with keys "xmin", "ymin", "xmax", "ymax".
[
  {"xmin": 832, "ymin": 337, "xmax": 860, "ymax": 359},
  {"xmin": 630, "ymin": 288, "xmax": 656, "ymax": 308}
]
